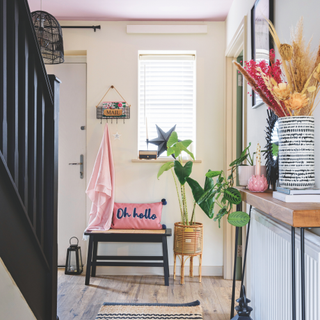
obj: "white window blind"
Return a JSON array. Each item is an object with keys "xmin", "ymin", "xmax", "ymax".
[{"xmin": 138, "ymin": 52, "xmax": 196, "ymax": 157}]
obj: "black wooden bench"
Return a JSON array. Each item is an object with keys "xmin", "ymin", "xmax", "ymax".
[{"xmin": 84, "ymin": 228, "xmax": 172, "ymax": 286}]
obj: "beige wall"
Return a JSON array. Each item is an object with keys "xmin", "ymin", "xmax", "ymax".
[{"xmin": 60, "ymin": 21, "xmax": 226, "ymax": 273}]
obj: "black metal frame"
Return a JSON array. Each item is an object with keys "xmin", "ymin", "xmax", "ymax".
[
  {"xmin": 230, "ymin": 206, "xmax": 307, "ymax": 320},
  {"xmin": 85, "ymin": 229, "xmax": 172, "ymax": 286},
  {"xmin": 231, "ymin": 204, "xmax": 252, "ymax": 319}
]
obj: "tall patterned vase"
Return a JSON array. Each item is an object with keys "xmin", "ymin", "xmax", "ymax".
[{"xmin": 278, "ymin": 116, "xmax": 315, "ymax": 189}]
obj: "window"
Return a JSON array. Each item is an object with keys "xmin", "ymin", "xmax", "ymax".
[{"xmin": 138, "ymin": 51, "xmax": 196, "ymax": 158}]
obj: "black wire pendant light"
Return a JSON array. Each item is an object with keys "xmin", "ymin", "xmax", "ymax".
[{"xmin": 31, "ymin": 10, "xmax": 64, "ymax": 64}]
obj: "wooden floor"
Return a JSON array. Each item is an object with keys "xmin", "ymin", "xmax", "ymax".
[{"xmin": 57, "ymin": 269, "xmax": 240, "ymax": 320}]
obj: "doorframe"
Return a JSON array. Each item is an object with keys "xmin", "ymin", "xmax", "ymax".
[{"xmin": 223, "ymin": 16, "xmax": 248, "ymax": 279}]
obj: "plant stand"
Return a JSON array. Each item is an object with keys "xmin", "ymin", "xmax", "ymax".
[
  {"xmin": 174, "ymin": 252, "xmax": 202, "ymax": 284},
  {"xmin": 173, "ymin": 222, "xmax": 203, "ymax": 284}
]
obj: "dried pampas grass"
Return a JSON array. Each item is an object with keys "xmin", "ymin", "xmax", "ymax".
[
  {"xmin": 267, "ymin": 17, "xmax": 320, "ymax": 116},
  {"xmin": 267, "ymin": 20, "xmax": 293, "ymax": 91},
  {"xmin": 290, "ymin": 18, "xmax": 315, "ymax": 94},
  {"xmin": 236, "ymin": 17, "xmax": 320, "ymax": 116}
]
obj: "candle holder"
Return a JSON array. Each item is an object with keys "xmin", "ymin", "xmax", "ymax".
[
  {"xmin": 248, "ymin": 174, "xmax": 268, "ymax": 192},
  {"xmin": 248, "ymin": 143, "xmax": 268, "ymax": 192}
]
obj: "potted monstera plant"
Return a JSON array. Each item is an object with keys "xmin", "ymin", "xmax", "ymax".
[
  {"xmin": 157, "ymin": 131, "xmax": 249, "ymax": 283},
  {"xmin": 158, "ymin": 130, "xmax": 251, "ymax": 226},
  {"xmin": 157, "ymin": 132, "xmax": 214, "ymax": 259}
]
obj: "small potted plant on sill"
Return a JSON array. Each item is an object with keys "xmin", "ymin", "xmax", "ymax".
[{"xmin": 230, "ymin": 142, "xmax": 266, "ymax": 187}]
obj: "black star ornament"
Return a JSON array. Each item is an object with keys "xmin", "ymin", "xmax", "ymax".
[{"xmin": 148, "ymin": 125, "xmax": 176, "ymax": 157}]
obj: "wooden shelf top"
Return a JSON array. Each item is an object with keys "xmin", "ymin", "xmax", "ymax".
[{"xmin": 237, "ymin": 187, "xmax": 320, "ymax": 228}]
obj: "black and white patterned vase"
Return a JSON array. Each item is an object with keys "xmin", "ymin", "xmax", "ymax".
[{"xmin": 278, "ymin": 116, "xmax": 315, "ymax": 189}]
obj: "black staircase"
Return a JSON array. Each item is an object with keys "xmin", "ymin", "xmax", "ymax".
[{"xmin": 0, "ymin": 0, "xmax": 60, "ymax": 319}]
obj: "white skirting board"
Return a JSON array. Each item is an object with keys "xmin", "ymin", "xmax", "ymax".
[
  {"xmin": 94, "ymin": 265, "xmax": 222, "ymax": 277},
  {"xmin": 246, "ymin": 208, "xmax": 320, "ymax": 320}
]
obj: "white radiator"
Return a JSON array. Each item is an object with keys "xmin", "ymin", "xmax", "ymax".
[{"xmin": 246, "ymin": 208, "xmax": 320, "ymax": 320}]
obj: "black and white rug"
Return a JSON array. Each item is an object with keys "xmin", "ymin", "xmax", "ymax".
[{"xmin": 95, "ymin": 301, "xmax": 203, "ymax": 319}]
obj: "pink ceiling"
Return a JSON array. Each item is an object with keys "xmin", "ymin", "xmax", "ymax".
[{"xmin": 27, "ymin": 0, "xmax": 234, "ymax": 21}]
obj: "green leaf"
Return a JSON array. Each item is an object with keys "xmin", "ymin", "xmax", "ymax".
[
  {"xmin": 167, "ymin": 145, "xmax": 181, "ymax": 158},
  {"xmin": 209, "ymin": 201, "xmax": 215, "ymax": 217},
  {"xmin": 174, "ymin": 161, "xmax": 193, "ymax": 185},
  {"xmin": 240, "ymin": 142, "xmax": 251, "ymax": 157},
  {"xmin": 206, "ymin": 170, "xmax": 222, "ymax": 178},
  {"xmin": 272, "ymin": 143, "xmax": 279, "ymax": 157},
  {"xmin": 197, "ymin": 187, "xmax": 215, "ymax": 204},
  {"xmin": 167, "ymin": 131, "xmax": 178, "ymax": 148},
  {"xmin": 175, "ymin": 142, "xmax": 195, "ymax": 160},
  {"xmin": 157, "ymin": 161, "xmax": 174, "ymax": 179},
  {"xmin": 214, "ymin": 207, "xmax": 227, "ymax": 221},
  {"xmin": 181, "ymin": 139, "xmax": 193, "ymax": 148},
  {"xmin": 187, "ymin": 177, "xmax": 204, "ymax": 200},
  {"xmin": 166, "ymin": 147, "xmax": 175, "ymax": 157},
  {"xmin": 187, "ymin": 176, "xmax": 215, "ymax": 219},
  {"xmin": 224, "ymin": 187, "xmax": 242, "ymax": 204},
  {"xmin": 214, "ymin": 207, "xmax": 228, "ymax": 228},
  {"xmin": 229, "ymin": 142, "xmax": 252, "ymax": 167},
  {"xmin": 229, "ymin": 154, "xmax": 248, "ymax": 167},
  {"xmin": 227, "ymin": 211, "xmax": 250, "ymax": 227}
]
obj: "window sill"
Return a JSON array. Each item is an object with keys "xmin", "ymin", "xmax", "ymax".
[{"xmin": 131, "ymin": 159, "xmax": 202, "ymax": 163}]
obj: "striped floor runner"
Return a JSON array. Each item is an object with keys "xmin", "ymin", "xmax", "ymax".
[{"xmin": 95, "ymin": 301, "xmax": 203, "ymax": 320}]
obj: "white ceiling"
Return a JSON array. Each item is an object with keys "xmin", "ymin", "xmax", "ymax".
[{"xmin": 27, "ymin": 0, "xmax": 234, "ymax": 21}]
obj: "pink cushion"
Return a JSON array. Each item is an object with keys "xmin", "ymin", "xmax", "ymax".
[{"xmin": 112, "ymin": 201, "xmax": 164, "ymax": 229}]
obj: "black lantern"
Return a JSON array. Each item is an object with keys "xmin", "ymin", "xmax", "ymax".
[
  {"xmin": 31, "ymin": 10, "xmax": 64, "ymax": 64},
  {"xmin": 65, "ymin": 237, "xmax": 83, "ymax": 275}
]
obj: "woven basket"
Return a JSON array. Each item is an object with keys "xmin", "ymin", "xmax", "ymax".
[{"xmin": 174, "ymin": 222, "xmax": 203, "ymax": 255}]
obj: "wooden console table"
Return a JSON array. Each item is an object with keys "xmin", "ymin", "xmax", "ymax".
[{"xmin": 231, "ymin": 188, "xmax": 320, "ymax": 320}]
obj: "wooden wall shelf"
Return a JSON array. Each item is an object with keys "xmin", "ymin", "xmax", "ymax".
[{"xmin": 237, "ymin": 187, "xmax": 320, "ymax": 228}]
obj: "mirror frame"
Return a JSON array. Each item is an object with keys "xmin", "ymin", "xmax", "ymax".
[{"xmin": 251, "ymin": 0, "xmax": 274, "ymax": 109}]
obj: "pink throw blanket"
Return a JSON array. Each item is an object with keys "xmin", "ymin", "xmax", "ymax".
[{"xmin": 86, "ymin": 124, "xmax": 115, "ymax": 231}]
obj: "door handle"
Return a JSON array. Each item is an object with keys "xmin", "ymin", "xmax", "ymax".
[{"xmin": 69, "ymin": 154, "xmax": 84, "ymax": 179}]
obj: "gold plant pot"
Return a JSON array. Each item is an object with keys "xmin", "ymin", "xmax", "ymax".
[{"xmin": 174, "ymin": 222, "xmax": 203, "ymax": 255}]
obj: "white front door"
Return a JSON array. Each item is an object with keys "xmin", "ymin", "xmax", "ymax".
[{"xmin": 46, "ymin": 62, "xmax": 87, "ymax": 266}]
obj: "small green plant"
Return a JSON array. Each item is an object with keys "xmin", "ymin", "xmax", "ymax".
[
  {"xmin": 228, "ymin": 142, "xmax": 267, "ymax": 186},
  {"xmin": 202, "ymin": 170, "xmax": 250, "ymax": 227}
]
